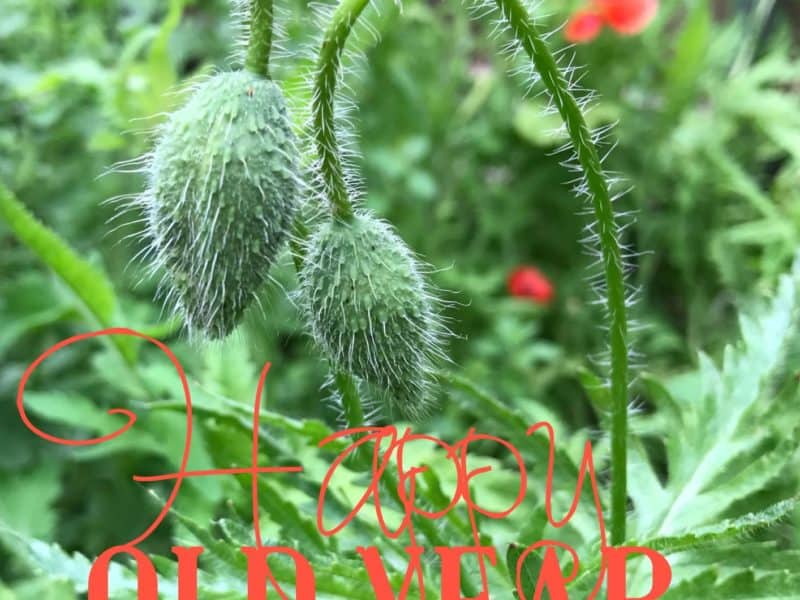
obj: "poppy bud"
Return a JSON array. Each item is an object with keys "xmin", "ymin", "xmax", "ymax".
[
  {"xmin": 299, "ymin": 211, "xmax": 444, "ymax": 419},
  {"xmin": 144, "ymin": 70, "xmax": 300, "ymax": 338}
]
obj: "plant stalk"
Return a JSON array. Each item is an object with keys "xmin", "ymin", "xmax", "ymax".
[
  {"xmin": 312, "ymin": 0, "xmax": 370, "ymax": 219},
  {"xmin": 335, "ymin": 371, "xmax": 365, "ymax": 427},
  {"xmin": 245, "ymin": 0, "xmax": 274, "ymax": 78},
  {"xmin": 333, "ymin": 371, "xmax": 372, "ymax": 469},
  {"xmin": 491, "ymin": 0, "xmax": 630, "ymax": 544}
]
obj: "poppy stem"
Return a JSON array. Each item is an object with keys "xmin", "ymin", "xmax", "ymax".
[
  {"xmin": 245, "ymin": 0, "xmax": 274, "ymax": 78},
  {"xmin": 312, "ymin": 0, "xmax": 370, "ymax": 220},
  {"xmin": 492, "ymin": 0, "xmax": 630, "ymax": 544},
  {"xmin": 334, "ymin": 370, "xmax": 370, "ymax": 469}
]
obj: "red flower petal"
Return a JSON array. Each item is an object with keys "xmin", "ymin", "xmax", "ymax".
[
  {"xmin": 564, "ymin": 9, "xmax": 605, "ymax": 44},
  {"xmin": 595, "ymin": 0, "xmax": 658, "ymax": 35},
  {"xmin": 508, "ymin": 267, "xmax": 555, "ymax": 305}
]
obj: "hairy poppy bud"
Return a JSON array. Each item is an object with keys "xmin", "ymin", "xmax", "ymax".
[
  {"xmin": 299, "ymin": 211, "xmax": 444, "ymax": 419},
  {"xmin": 144, "ymin": 70, "xmax": 299, "ymax": 338}
]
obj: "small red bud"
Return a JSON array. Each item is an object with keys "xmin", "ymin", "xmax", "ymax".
[{"xmin": 507, "ymin": 267, "xmax": 555, "ymax": 305}]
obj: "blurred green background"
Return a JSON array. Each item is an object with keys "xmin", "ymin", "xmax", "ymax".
[{"xmin": 2, "ymin": 0, "xmax": 800, "ymax": 597}]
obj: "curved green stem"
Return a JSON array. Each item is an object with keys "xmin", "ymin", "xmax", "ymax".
[
  {"xmin": 307, "ymin": 0, "xmax": 372, "ymax": 414},
  {"xmin": 245, "ymin": 0, "xmax": 274, "ymax": 77},
  {"xmin": 491, "ymin": 0, "xmax": 630, "ymax": 544},
  {"xmin": 312, "ymin": 0, "xmax": 370, "ymax": 219}
]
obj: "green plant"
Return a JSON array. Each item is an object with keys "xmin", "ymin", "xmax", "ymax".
[
  {"xmin": 138, "ymin": 69, "xmax": 300, "ymax": 339},
  {"xmin": 298, "ymin": 210, "xmax": 445, "ymax": 419},
  {"xmin": 303, "ymin": 0, "xmax": 631, "ymax": 541}
]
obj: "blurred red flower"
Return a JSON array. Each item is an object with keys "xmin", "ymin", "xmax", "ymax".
[
  {"xmin": 565, "ymin": 0, "xmax": 658, "ymax": 43},
  {"xmin": 597, "ymin": 0, "xmax": 659, "ymax": 34},
  {"xmin": 565, "ymin": 10, "xmax": 605, "ymax": 44},
  {"xmin": 508, "ymin": 267, "xmax": 554, "ymax": 305}
]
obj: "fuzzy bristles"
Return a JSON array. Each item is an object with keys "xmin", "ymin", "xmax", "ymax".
[
  {"xmin": 298, "ymin": 211, "xmax": 445, "ymax": 420},
  {"xmin": 140, "ymin": 70, "xmax": 301, "ymax": 339}
]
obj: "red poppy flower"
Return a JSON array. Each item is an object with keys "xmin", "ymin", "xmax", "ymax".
[
  {"xmin": 565, "ymin": 9, "xmax": 605, "ymax": 44},
  {"xmin": 508, "ymin": 267, "xmax": 554, "ymax": 305},
  {"xmin": 596, "ymin": 0, "xmax": 658, "ymax": 35},
  {"xmin": 564, "ymin": 0, "xmax": 658, "ymax": 43}
]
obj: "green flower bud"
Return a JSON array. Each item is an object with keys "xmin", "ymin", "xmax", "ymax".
[
  {"xmin": 299, "ymin": 211, "xmax": 445, "ymax": 419},
  {"xmin": 144, "ymin": 70, "xmax": 299, "ymax": 338}
]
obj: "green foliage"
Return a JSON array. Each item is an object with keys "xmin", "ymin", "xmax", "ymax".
[
  {"xmin": 0, "ymin": 183, "xmax": 116, "ymax": 325},
  {"xmin": 0, "ymin": 183, "xmax": 135, "ymax": 362},
  {"xmin": 629, "ymin": 270, "xmax": 800, "ymax": 540},
  {"xmin": 567, "ymin": 265, "xmax": 800, "ymax": 597}
]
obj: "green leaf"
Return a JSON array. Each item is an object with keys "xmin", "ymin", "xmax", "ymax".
[
  {"xmin": 576, "ymin": 365, "xmax": 611, "ymax": 412},
  {"xmin": 0, "ymin": 461, "xmax": 60, "ymax": 538},
  {"xmin": 201, "ymin": 334, "xmax": 259, "ymax": 403},
  {"xmin": 171, "ymin": 511, "xmax": 387, "ymax": 599},
  {"xmin": 639, "ymin": 498, "xmax": 799, "ymax": 555},
  {"xmin": 20, "ymin": 391, "xmax": 166, "ymax": 458},
  {"xmin": 664, "ymin": 0, "xmax": 711, "ymax": 113},
  {"xmin": 0, "ymin": 526, "xmax": 137, "ymax": 596},
  {"xmin": 630, "ymin": 268, "xmax": 800, "ymax": 537},
  {"xmin": 0, "ymin": 182, "xmax": 114, "ymax": 324},
  {"xmin": 0, "ymin": 182, "xmax": 135, "ymax": 363},
  {"xmin": 145, "ymin": 382, "xmax": 343, "ymax": 452},
  {"xmin": 0, "ymin": 274, "xmax": 73, "ymax": 357},
  {"xmin": 10, "ymin": 578, "xmax": 78, "ymax": 600},
  {"xmin": 506, "ymin": 542, "xmax": 537, "ymax": 600},
  {"xmin": 674, "ymin": 543, "xmax": 800, "ymax": 572},
  {"xmin": 257, "ymin": 481, "xmax": 332, "ymax": 553},
  {"xmin": 665, "ymin": 568, "xmax": 800, "ymax": 599}
]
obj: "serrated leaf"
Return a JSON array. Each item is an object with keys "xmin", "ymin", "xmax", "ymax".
[
  {"xmin": 674, "ymin": 543, "xmax": 800, "ymax": 572},
  {"xmin": 0, "ymin": 182, "xmax": 114, "ymax": 323},
  {"xmin": 639, "ymin": 498, "xmax": 799, "ymax": 555},
  {"xmin": 631, "ymin": 268, "xmax": 800, "ymax": 537},
  {"xmin": 257, "ymin": 481, "xmax": 332, "ymax": 553},
  {"xmin": 0, "ymin": 525, "xmax": 137, "ymax": 596},
  {"xmin": 171, "ymin": 511, "xmax": 389, "ymax": 599},
  {"xmin": 0, "ymin": 182, "xmax": 134, "ymax": 363},
  {"xmin": 576, "ymin": 366, "xmax": 611, "ymax": 412},
  {"xmin": 10, "ymin": 578, "xmax": 77, "ymax": 600},
  {"xmin": 0, "ymin": 461, "xmax": 60, "ymax": 538},
  {"xmin": 665, "ymin": 568, "xmax": 800, "ymax": 599}
]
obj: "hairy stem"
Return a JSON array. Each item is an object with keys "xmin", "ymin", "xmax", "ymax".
[
  {"xmin": 307, "ymin": 0, "xmax": 370, "ymax": 425},
  {"xmin": 245, "ymin": 0, "xmax": 274, "ymax": 77},
  {"xmin": 312, "ymin": 0, "xmax": 370, "ymax": 219},
  {"xmin": 492, "ymin": 0, "xmax": 630, "ymax": 544},
  {"xmin": 334, "ymin": 370, "xmax": 371, "ymax": 469},
  {"xmin": 335, "ymin": 371, "xmax": 365, "ymax": 428}
]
